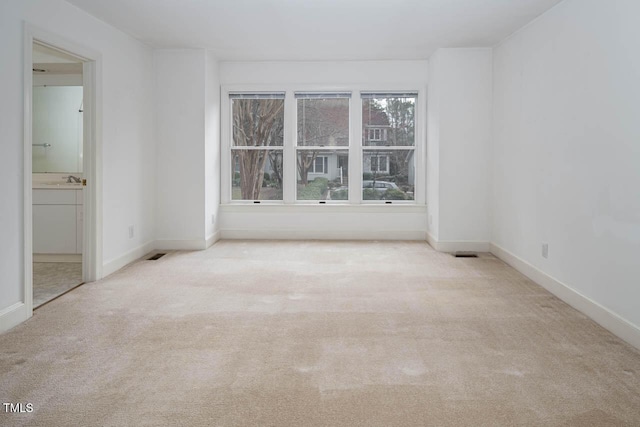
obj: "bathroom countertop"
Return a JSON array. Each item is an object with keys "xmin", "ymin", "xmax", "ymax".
[
  {"xmin": 32, "ymin": 173, "xmax": 83, "ymax": 190},
  {"xmin": 33, "ymin": 183, "xmax": 83, "ymax": 190}
]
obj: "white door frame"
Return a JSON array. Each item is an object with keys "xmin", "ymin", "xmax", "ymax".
[{"xmin": 23, "ymin": 23, "xmax": 103, "ymax": 316}]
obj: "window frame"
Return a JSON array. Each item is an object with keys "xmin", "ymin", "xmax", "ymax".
[
  {"xmin": 228, "ymin": 93, "xmax": 286, "ymax": 203},
  {"xmin": 295, "ymin": 93, "xmax": 351, "ymax": 204},
  {"xmin": 368, "ymin": 128, "xmax": 383, "ymax": 141},
  {"xmin": 368, "ymin": 154, "xmax": 389, "ymax": 174},
  {"xmin": 309, "ymin": 156, "xmax": 328, "ymax": 174},
  {"xmin": 221, "ymin": 85, "xmax": 425, "ymax": 206},
  {"xmin": 361, "ymin": 92, "xmax": 418, "ymax": 204}
]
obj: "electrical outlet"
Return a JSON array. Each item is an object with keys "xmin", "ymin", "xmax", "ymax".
[
  {"xmin": 211, "ymin": 214, "xmax": 216, "ymax": 224},
  {"xmin": 128, "ymin": 225, "xmax": 134, "ymax": 239},
  {"xmin": 542, "ymin": 243, "xmax": 549, "ymax": 259}
]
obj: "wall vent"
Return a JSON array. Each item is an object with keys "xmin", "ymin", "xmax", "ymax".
[
  {"xmin": 454, "ymin": 251, "xmax": 478, "ymax": 258},
  {"xmin": 147, "ymin": 253, "xmax": 166, "ymax": 261}
]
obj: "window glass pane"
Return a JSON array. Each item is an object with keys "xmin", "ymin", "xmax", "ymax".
[
  {"xmin": 232, "ymin": 98, "xmax": 284, "ymax": 147},
  {"xmin": 362, "ymin": 95, "xmax": 415, "ymax": 147},
  {"xmin": 297, "ymin": 150, "xmax": 349, "ymax": 201},
  {"xmin": 297, "ymin": 97, "xmax": 349, "ymax": 147},
  {"xmin": 362, "ymin": 150, "xmax": 415, "ymax": 201},
  {"xmin": 232, "ymin": 149, "xmax": 283, "ymax": 200}
]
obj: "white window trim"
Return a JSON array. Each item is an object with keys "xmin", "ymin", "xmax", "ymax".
[
  {"xmin": 368, "ymin": 128, "xmax": 384, "ymax": 141},
  {"xmin": 368, "ymin": 154, "xmax": 389, "ymax": 174},
  {"xmin": 309, "ymin": 155, "xmax": 328, "ymax": 174},
  {"xmin": 221, "ymin": 84, "xmax": 426, "ymax": 206},
  {"xmin": 227, "ymin": 93, "xmax": 286, "ymax": 202}
]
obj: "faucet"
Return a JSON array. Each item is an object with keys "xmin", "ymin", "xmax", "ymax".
[{"xmin": 65, "ymin": 175, "xmax": 81, "ymax": 183}]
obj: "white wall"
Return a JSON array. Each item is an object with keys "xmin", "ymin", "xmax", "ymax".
[
  {"xmin": 427, "ymin": 48, "xmax": 493, "ymax": 249},
  {"xmin": 154, "ymin": 49, "xmax": 221, "ymax": 249},
  {"xmin": 219, "ymin": 60, "xmax": 429, "ymax": 239},
  {"xmin": 205, "ymin": 51, "xmax": 221, "ymax": 241},
  {"xmin": 219, "ymin": 205, "xmax": 428, "ymax": 241},
  {"xmin": 220, "ymin": 61, "xmax": 429, "ymax": 86},
  {"xmin": 492, "ymin": 0, "xmax": 640, "ymax": 330},
  {"xmin": 154, "ymin": 49, "xmax": 207, "ymax": 247},
  {"xmin": 427, "ymin": 53, "xmax": 441, "ymax": 240},
  {"xmin": 0, "ymin": 0, "xmax": 155, "ymax": 328}
]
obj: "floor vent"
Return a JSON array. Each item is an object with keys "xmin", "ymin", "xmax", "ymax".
[
  {"xmin": 454, "ymin": 251, "xmax": 478, "ymax": 258},
  {"xmin": 147, "ymin": 253, "xmax": 166, "ymax": 261}
]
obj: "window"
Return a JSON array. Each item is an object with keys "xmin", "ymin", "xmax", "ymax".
[
  {"xmin": 368, "ymin": 155, "xmax": 388, "ymax": 173},
  {"xmin": 230, "ymin": 93, "xmax": 285, "ymax": 201},
  {"xmin": 224, "ymin": 89, "xmax": 419, "ymax": 204},
  {"xmin": 310, "ymin": 156, "xmax": 328, "ymax": 174},
  {"xmin": 296, "ymin": 93, "xmax": 350, "ymax": 201},
  {"xmin": 368, "ymin": 128, "xmax": 383, "ymax": 141},
  {"xmin": 362, "ymin": 93, "xmax": 416, "ymax": 201}
]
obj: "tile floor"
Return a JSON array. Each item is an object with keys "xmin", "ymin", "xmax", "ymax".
[{"xmin": 33, "ymin": 262, "xmax": 82, "ymax": 308}]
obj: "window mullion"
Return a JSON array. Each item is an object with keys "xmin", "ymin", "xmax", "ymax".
[
  {"xmin": 415, "ymin": 92, "xmax": 425, "ymax": 205},
  {"xmin": 283, "ymin": 90, "xmax": 296, "ymax": 204},
  {"xmin": 350, "ymin": 91, "xmax": 362, "ymax": 204}
]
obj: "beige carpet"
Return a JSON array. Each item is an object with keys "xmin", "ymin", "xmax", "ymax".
[
  {"xmin": 32, "ymin": 262, "xmax": 83, "ymax": 308},
  {"xmin": 1, "ymin": 240, "xmax": 639, "ymax": 426}
]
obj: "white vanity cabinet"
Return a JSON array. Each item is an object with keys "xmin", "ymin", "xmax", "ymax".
[{"xmin": 33, "ymin": 189, "xmax": 83, "ymax": 254}]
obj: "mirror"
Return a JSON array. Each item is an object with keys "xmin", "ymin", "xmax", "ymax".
[
  {"xmin": 32, "ymin": 43, "xmax": 84, "ymax": 174},
  {"xmin": 32, "ymin": 86, "xmax": 83, "ymax": 173}
]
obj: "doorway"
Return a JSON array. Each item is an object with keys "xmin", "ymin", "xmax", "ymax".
[
  {"xmin": 24, "ymin": 26, "xmax": 101, "ymax": 316},
  {"xmin": 31, "ymin": 43, "xmax": 85, "ymax": 307}
]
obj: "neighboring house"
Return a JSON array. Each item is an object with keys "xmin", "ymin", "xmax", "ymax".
[
  {"xmin": 363, "ymin": 105, "xmax": 391, "ymax": 148},
  {"xmin": 301, "ymin": 152, "xmax": 348, "ymax": 183},
  {"xmin": 296, "ymin": 98, "xmax": 350, "ymax": 183},
  {"xmin": 362, "ymin": 104, "xmax": 415, "ymax": 187},
  {"xmin": 362, "ymin": 110, "xmax": 393, "ymax": 175},
  {"xmin": 254, "ymin": 100, "xmax": 415, "ymax": 188},
  {"xmin": 363, "ymin": 150, "xmax": 415, "ymax": 182}
]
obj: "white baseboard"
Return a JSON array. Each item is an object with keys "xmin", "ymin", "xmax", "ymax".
[
  {"xmin": 425, "ymin": 231, "xmax": 438, "ymax": 250},
  {"xmin": 436, "ymin": 240, "xmax": 490, "ymax": 253},
  {"xmin": 220, "ymin": 229, "xmax": 427, "ymax": 241},
  {"xmin": 102, "ymin": 240, "xmax": 156, "ymax": 278},
  {"xmin": 0, "ymin": 302, "xmax": 30, "ymax": 334},
  {"xmin": 206, "ymin": 231, "xmax": 221, "ymax": 249},
  {"xmin": 33, "ymin": 254, "xmax": 81, "ymax": 263},
  {"xmin": 155, "ymin": 239, "xmax": 209, "ymax": 251},
  {"xmin": 490, "ymin": 243, "xmax": 640, "ymax": 351},
  {"xmin": 425, "ymin": 232, "xmax": 490, "ymax": 252},
  {"xmin": 101, "ymin": 237, "xmax": 216, "ymax": 279}
]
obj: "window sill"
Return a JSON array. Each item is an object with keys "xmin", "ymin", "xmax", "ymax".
[{"xmin": 220, "ymin": 203, "xmax": 427, "ymax": 214}]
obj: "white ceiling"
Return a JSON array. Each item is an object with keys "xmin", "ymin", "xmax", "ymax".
[{"xmin": 66, "ymin": 0, "xmax": 563, "ymax": 61}]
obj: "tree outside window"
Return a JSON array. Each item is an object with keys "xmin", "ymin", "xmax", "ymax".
[{"xmin": 231, "ymin": 95, "xmax": 284, "ymax": 201}]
